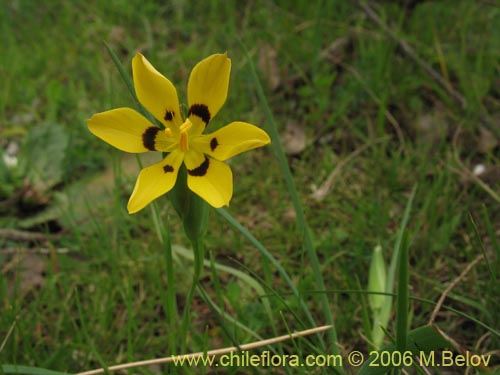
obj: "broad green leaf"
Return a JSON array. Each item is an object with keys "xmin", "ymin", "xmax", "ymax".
[{"xmin": 21, "ymin": 122, "xmax": 68, "ymax": 195}]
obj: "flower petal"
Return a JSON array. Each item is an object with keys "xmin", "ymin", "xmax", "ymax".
[
  {"xmin": 187, "ymin": 53, "xmax": 231, "ymax": 134},
  {"xmin": 127, "ymin": 150, "xmax": 184, "ymax": 213},
  {"xmin": 191, "ymin": 122, "xmax": 271, "ymax": 161},
  {"xmin": 184, "ymin": 150, "xmax": 232, "ymax": 207},
  {"xmin": 133, "ymin": 53, "xmax": 182, "ymax": 132},
  {"xmin": 87, "ymin": 108, "xmax": 172, "ymax": 152}
]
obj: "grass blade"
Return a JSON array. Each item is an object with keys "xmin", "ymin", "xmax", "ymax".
[
  {"xmin": 373, "ymin": 185, "xmax": 417, "ymax": 347},
  {"xmin": 217, "ymin": 208, "xmax": 320, "ymax": 335},
  {"xmin": 1, "ymin": 366, "xmax": 70, "ymax": 375},
  {"xmin": 469, "ymin": 212, "xmax": 495, "ymax": 281},
  {"xmin": 103, "ymin": 42, "xmax": 158, "ymax": 126},
  {"xmin": 104, "ymin": 42, "xmax": 137, "ymax": 103},
  {"xmin": 149, "ymin": 202, "xmax": 179, "ymax": 354},
  {"xmin": 359, "ymin": 325, "xmax": 451, "ymax": 375},
  {"xmin": 172, "ymin": 244, "xmax": 274, "ymax": 328},
  {"xmin": 240, "ymin": 42, "xmax": 339, "ymax": 358},
  {"xmin": 396, "ymin": 231, "xmax": 409, "ymax": 364}
]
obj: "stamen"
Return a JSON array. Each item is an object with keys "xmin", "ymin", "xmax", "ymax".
[
  {"xmin": 165, "ymin": 128, "xmax": 173, "ymax": 137},
  {"xmin": 180, "ymin": 119, "xmax": 193, "ymax": 132},
  {"xmin": 179, "ymin": 119, "xmax": 193, "ymax": 152},
  {"xmin": 180, "ymin": 132, "xmax": 189, "ymax": 152}
]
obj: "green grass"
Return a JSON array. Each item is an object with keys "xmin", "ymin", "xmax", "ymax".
[{"xmin": 1, "ymin": 1, "xmax": 499, "ymax": 374}]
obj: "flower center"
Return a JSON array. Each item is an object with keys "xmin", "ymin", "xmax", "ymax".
[{"xmin": 179, "ymin": 119, "xmax": 193, "ymax": 152}]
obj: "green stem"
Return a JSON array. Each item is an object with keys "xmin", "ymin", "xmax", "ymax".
[{"xmin": 168, "ymin": 164, "xmax": 209, "ymax": 353}]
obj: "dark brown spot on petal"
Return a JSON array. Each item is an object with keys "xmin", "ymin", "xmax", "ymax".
[
  {"xmin": 188, "ymin": 104, "xmax": 211, "ymax": 125},
  {"xmin": 164, "ymin": 111, "xmax": 174, "ymax": 121},
  {"xmin": 210, "ymin": 137, "xmax": 218, "ymax": 152},
  {"xmin": 187, "ymin": 156, "xmax": 209, "ymax": 177},
  {"xmin": 143, "ymin": 127, "xmax": 160, "ymax": 151},
  {"xmin": 163, "ymin": 165, "xmax": 174, "ymax": 173}
]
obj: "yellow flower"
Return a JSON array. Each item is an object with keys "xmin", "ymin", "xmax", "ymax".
[{"xmin": 87, "ymin": 53, "xmax": 270, "ymax": 214}]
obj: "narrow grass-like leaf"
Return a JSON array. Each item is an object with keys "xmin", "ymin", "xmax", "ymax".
[
  {"xmin": 197, "ymin": 285, "xmax": 267, "ymax": 346},
  {"xmin": 217, "ymin": 208, "xmax": 324, "ymax": 347},
  {"xmin": 324, "ymin": 288, "xmax": 500, "ymax": 339},
  {"xmin": 235, "ymin": 257, "xmax": 311, "ymax": 335},
  {"xmin": 104, "ymin": 42, "xmax": 137, "ymax": 103},
  {"xmin": 373, "ymin": 185, "xmax": 417, "ymax": 347},
  {"xmin": 359, "ymin": 325, "xmax": 451, "ymax": 375},
  {"xmin": 172, "ymin": 244, "xmax": 274, "ymax": 327},
  {"xmin": 1, "ymin": 366, "xmax": 70, "ymax": 375},
  {"xmin": 362, "ymin": 289, "xmax": 500, "ymax": 339},
  {"xmin": 240, "ymin": 43, "xmax": 339, "ymax": 359},
  {"xmin": 396, "ymin": 231, "xmax": 409, "ymax": 364},
  {"xmin": 73, "ymin": 290, "xmax": 108, "ymax": 374},
  {"xmin": 180, "ymin": 237, "xmax": 204, "ymax": 355},
  {"xmin": 468, "ymin": 212, "xmax": 495, "ymax": 280},
  {"xmin": 149, "ymin": 202, "xmax": 178, "ymax": 355},
  {"xmin": 482, "ymin": 205, "xmax": 499, "ymax": 281},
  {"xmin": 208, "ymin": 249, "xmax": 226, "ymax": 320},
  {"xmin": 104, "ymin": 42, "xmax": 159, "ymax": 126},
  {"xmin": 196, "ymin": 285, "xmax": 247, "ymax": 354},
  {"xmin": 412, "ymin": 296, "xmax": 500, "ymax": 338},
  {"xmin": 356, "ymin": 277, "xmax": 374, "ymax": 350}
]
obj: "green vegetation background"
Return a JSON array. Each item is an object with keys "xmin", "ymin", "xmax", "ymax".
[{"xmin": 1, "ymin": 0, "xmax": 499, "ymax": 373}]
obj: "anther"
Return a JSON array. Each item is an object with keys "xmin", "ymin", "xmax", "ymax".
[{"xmin": 180, "ymin": 119, "xmax": 193, "ymax": 133}]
